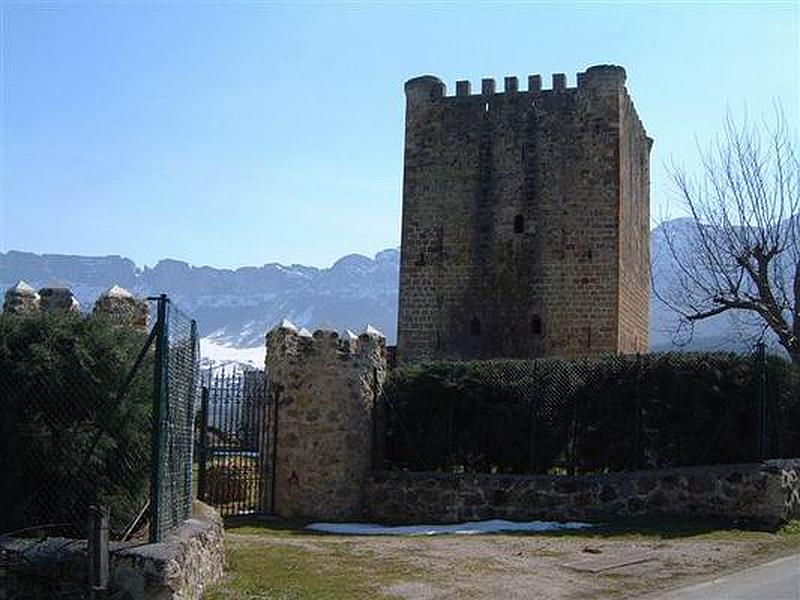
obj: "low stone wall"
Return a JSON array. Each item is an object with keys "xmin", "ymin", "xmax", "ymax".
[
  {"xmin": 0, "ymin": 502, "xmax": 224, "ymax": 599},
  {"xmin": 112, "ymin": 502, "xmax": 225, "ymax": 599},
  {"xmin": 363, "ymin": 460, "xmax": 800, "ymax": 526}
]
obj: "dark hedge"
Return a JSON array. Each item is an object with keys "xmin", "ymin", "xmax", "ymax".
[
  {"xmin": 0, "ymin": 312, "xmax": 153, "ymax": 536},
  {"xmin": 379, "ymin": 353, "xmax": 800, "ymax": 475}
]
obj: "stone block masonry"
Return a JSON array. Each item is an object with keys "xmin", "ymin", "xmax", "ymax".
[
  {"xmin": 2, "ymin": 280, "xmax": 40, "ymax": 314},
  {"xmin": 0, "ymin": 501, "xmax": 225, "ymax": 600},
  {"xmin": 397, "ymin": 64, "xmax": 652, "ymax": 364},
  {"xmin": 265, "ymin": 320, "xmax": 388, "ymax": 520},
  {"xmin": 363, "ymin": 461, "xmax": 800, "ymax": 527},
  {"xmin": 93, "ymin": 284, "xmax": 150, "ymax": 330},
  {"xmin": 39, "ymin": 287, "xmax": 81, "ymax": 313}
]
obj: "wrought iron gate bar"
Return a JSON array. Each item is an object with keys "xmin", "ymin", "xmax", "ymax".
[{"xmin": 197, "ymin": 363, "xmax": 273, "ymax": 517}]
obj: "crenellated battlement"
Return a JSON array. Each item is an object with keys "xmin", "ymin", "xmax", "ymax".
[
  {"xmin": 398, "ymin": 62, "xmax": 651, "ymax": 364},
  {"xmin": 405, "ymin": 64, "xmax": 627, "ymax": 102},
  {"xmin": 266, "ymin": 319, "xmax": 385, "ymax": 365},
  {"xmin": 264, "ymin": 318, "xmax": 387, "ymax": 519}
]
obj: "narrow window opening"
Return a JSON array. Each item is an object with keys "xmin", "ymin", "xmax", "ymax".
[
  {"xmin": 484, "ymin": 102, "xmax": 489, "ymax": 112},
  {"xmin": 586, "ymin": 326, "xmax": 592, "ymax": 348},
  {"xmin": 587, "ymin": 248, "xmax": 593, "ymax": 261},
  {"xmin": 514, "ymin": 215, "xmax": 525, "ymax": 234},
  {"xmin": 470, "ymin": 317, "xmax": 481, "ymax": 336},
  {"xmin": 531, "ymin": 315, "xmax": 542, "ymax": 336}
]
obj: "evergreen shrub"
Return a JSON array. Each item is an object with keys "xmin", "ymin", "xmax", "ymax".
[
  {"xmin": 0, "ymin": 312, "xmax": 152, "ymax": 536},
  {"xmin": 380, "ymin": 353, "xmax": 800, "ymax": 474}
]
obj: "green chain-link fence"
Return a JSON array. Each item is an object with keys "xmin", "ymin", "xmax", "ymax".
[
  {"xmin": 378, "ymin": 348, "xmax": 800, "ymax": 475},
  {"xmin": 0, "ymin": 294, "xmax": 199, "ymax": 545},
  {"xmin": 149, "ymin": 295, "xmax": 199, "ymax": 542}
]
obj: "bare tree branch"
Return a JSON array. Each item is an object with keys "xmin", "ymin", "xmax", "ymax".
[{"xmin": 656, "ymin": 109, "xmax": 800, "ymax": 363}]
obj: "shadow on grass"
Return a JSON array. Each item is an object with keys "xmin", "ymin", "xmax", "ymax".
[
  {"xmin": 223, "ymin": 514, "xmax": 799, "ymax": 541},
  {"xmin": 223, "ymin": 515, "xmax": 331, "ymax": 536},
  {"xmin": 524, "ymin": 515, "xmax": 786, "ymax": 540}
]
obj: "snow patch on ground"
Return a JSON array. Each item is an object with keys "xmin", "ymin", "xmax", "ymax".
[
  {"xmin": 200, "ymin": 337, "xmax": 265, "ymax": 367},
  {"xmin": 305, "ymin": 519, "xmax": 594, "ymax": 536}
]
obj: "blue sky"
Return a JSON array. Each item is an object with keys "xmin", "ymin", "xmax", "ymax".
[{"xmin": 1, "ymin": 1, "xmax": 797, "ymax": 269}]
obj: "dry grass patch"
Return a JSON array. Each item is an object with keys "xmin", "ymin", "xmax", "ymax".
[{"xmin": 205, "ymin": 518, "xmax": 800, "ymax": 599}]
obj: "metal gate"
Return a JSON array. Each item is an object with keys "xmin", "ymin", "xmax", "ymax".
[{"xmin": 196, "ymin": 364, "xmax": 276, "ymax": 517}]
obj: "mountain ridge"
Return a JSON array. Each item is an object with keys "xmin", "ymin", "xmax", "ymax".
[
  {"xmin": 1, "ymin": 247, "xmax": 401, "ymax": 350},
  {"xmin": 1, "ymin": 220, "xmax": 774, "ymax": 358}
]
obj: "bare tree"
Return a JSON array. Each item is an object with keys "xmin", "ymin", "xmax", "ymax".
[{"xmin": 655, "ymin": 110, "xmax": 800, "ymax": 363}]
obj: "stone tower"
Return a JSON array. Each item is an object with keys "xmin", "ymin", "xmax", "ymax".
[
  {"xmin": 397, "ymin": 65, "xmax": 652, "ymax": 364},
  {"xmin": 265, "ymin": 321, "xmax": 387, "ymax": 519}
]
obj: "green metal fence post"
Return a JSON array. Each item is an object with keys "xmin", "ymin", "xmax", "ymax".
[
  {"xmin": 755, "ymin": 342, "xmax": 768, "ymax": 460},
  {"xmin": 635, "ymin": 352, "xmax": 644, "ymax": 470},
  {"xmin": 198, "ymin": 386, "xmax": 209, "ymax": 503},
  {"xmin": 87, "ymin": 504, "xmax": 109, "ymax": 600},
  {"xmin": 149, "ymin": 294, "xmax": 169, "ymax": 543},
  {"xmin": 187, "ymin": 319, "xmax": 198, "ymax": 519}
]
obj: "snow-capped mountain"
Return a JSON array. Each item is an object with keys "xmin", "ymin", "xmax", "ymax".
[
  {"xmin": 1, "ymin": 218, "xmax": 784, "ymax": 363},
  {"xmin": 0, "ymin": 249, "xmax": 400, "ymax": 365}
]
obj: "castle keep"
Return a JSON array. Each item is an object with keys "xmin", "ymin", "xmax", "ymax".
[{"xmin": 396, "ymin": 64, "xmax": 652, "ymax": 363}]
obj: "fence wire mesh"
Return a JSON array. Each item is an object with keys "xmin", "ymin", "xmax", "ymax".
[
  {"xmin": 150, "ymin": 297, "xmax": 199, "ymax": 542},
  {"xmin": 0, "ymin": 294, "xmax": 199, "ymax": 551},
  {"xmin": 379, "ymin": 349, "xmax": 800, "ymax": 475},
  {"xmin": 0, "ymin": 311, "xmax": 154, "ymax": 541}
]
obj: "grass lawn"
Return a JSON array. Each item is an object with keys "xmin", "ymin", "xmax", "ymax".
[{"xmin": 204, "ymin": 517, "xmax": 800, "ymax": 599}]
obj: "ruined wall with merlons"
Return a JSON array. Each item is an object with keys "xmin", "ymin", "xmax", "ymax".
[
  {"xmin": 2, "ymin": 280, "xmax": 149, "ymax": 330},
  {"xmin": 397, "ymin": 64, "xmax": 651, "ymax": 364},
  {"xmin": 265, "ymin": 321, "xmax": 387, "ymax": 520}
]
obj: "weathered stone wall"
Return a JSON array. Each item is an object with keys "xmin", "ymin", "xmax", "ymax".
[
  {"xmin": 39, "ymin": 287, "xmax": 81, "ymax": 313},
  {"xmin": 617, "ymin": 88, "xmax": 652, "ymax": 352},
  {"xmin": 93, "ymin": 285, "xmax": 150, "ymax": 330},
  {"xmin": 364, "ymin": 460, "xmax": 800, "ymax": 526},
  {"xmin": 397, "ymin": 64, "xmax": 652, "ymax": 364},
  {"xmin": 2, "ymin": 281, "xmax": 40, "ymax": 314},
  {"xmin": 265, "ymin": 321, "xmax": 387, "ymax": 520},
  {"xmin": 112, "ymin": 502, "xmax": 225, "ymax": 599},
  {"xmin": 0, "ymin": 502, "xmax": 224, "ymax": 600}
]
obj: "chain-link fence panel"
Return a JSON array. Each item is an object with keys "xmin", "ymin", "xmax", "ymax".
[
  {"xmin": 379, "ymin": 349, "xmax": 800, "ymax": 475},
  {"xmin": 0, "ymin": 312, "xmax": 154, "ymax": 541},
  {"xmin": 149, "ymin": 296, "xmax": 199, "ymax": 542},
  {"xmin": 0, "ymin": 294, "xmax": 200, "ymax": 547}
]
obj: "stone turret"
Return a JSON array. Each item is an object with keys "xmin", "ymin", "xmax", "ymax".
[
  {"xmin": 3, "ymin": 281, "xmax": 41, "ymax": 314},
  {"xmin": 93, "ymin": 285, "xmax": 149, "ymax": 331},
  {"xmin": 265, "ymin": 320, "xmax": 387, "ymax": 520},
  {"xmin": 39, "ymin": 287, "xmax": 80, "ymax": 313}
]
